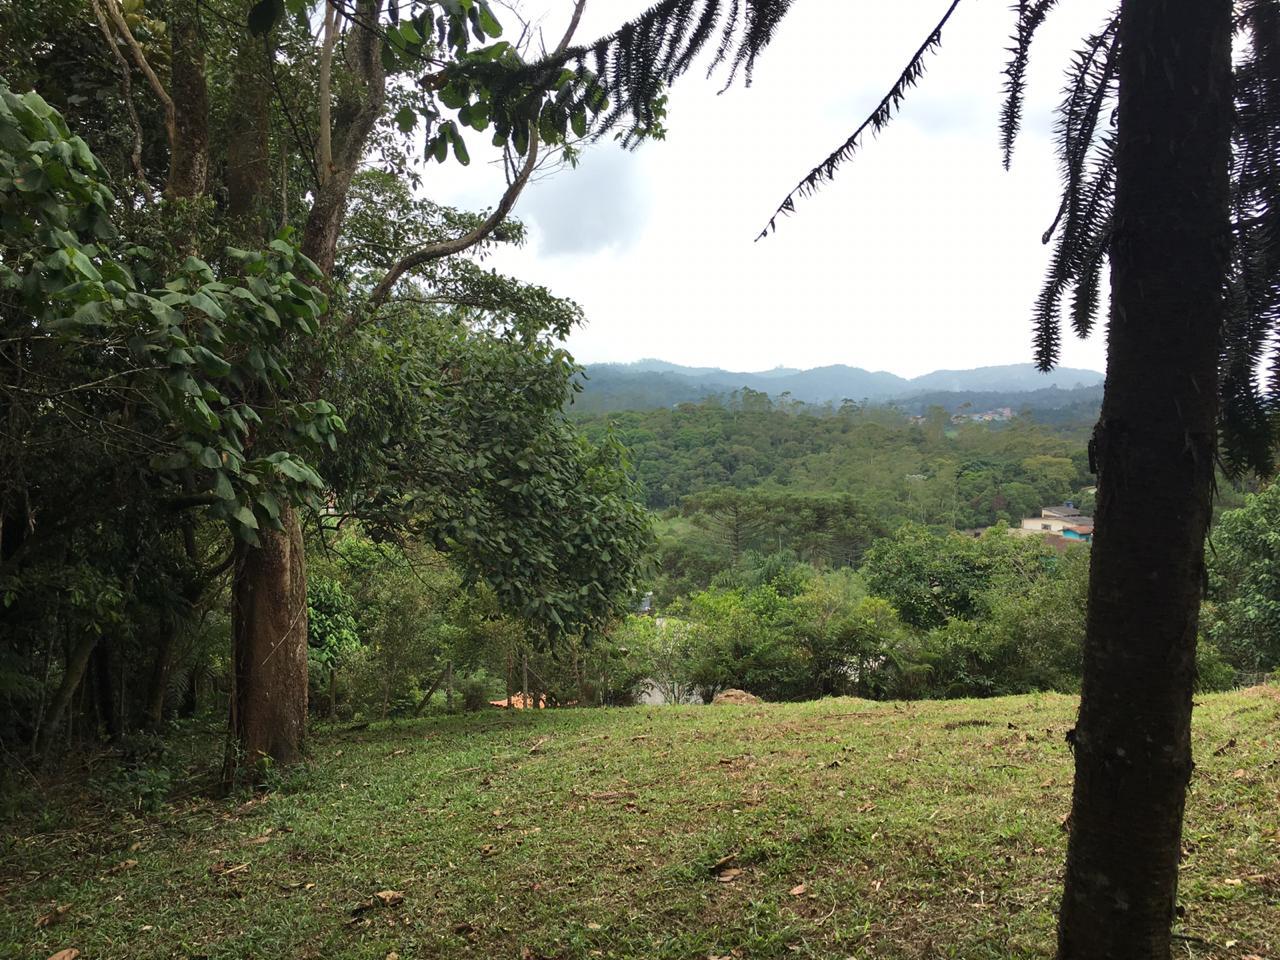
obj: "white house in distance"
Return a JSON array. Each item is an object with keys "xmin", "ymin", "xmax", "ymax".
[{"xmin": 1020, "ymin": 503, "xmax": 1094, "ymax": 543}]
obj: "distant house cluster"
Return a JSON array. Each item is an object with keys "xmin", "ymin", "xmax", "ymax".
[
  {"xmin": 907, "ymin": 407, "xmax": 1016, "ymax": 426},
  {"xmin": 952, "ymin": 406, "xmax": 1015, "ymax": 424},
  {"xmin": 1019, "ymin": 503, "xmax": 1094, "ymax": 546}
]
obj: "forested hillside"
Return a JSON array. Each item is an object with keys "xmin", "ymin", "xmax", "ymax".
[
  {"xmin": 572, "ymin": 359, "xmax": 1105, "ymax": 412},
  {"xmin": 578, "ymin": 393, "xmax": 1096, "ymax": 517}
]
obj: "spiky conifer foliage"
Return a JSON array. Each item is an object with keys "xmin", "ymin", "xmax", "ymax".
[
  {"xmin": 500, "ymin": 0, "xmax": 797, "ymax": 144},
  {"xmin": 997, "ymin": 0, "xmax": 1280, "ymax": 475}
]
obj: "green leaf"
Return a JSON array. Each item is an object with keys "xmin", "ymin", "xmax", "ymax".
[
  {"xmin": 232, "ymin": 504, "xmax": 260, "ymax": 530},
  {"xmin": 476, "ymin": 1, "xmax": 502, "ymax": 37},
  {"xmin": 213, "ymin": 470, "xmax": 236, "ymax": 501},
  {"xmin": 449, "ymin": 126, "xmax": 471, "ymax": 165},
  {"xmin": 192, "ymin": 346, "xmax": 232, "ymax": 377},
  {"xmin": 67, "ymin": 247, "xmax": 101, "ymax": 281},
  {"xmin": 187, "ymin": 290, "xmax": 226, "ymax": 321},
  {"xmin": 394, "ymin": 105, "xmax": 417, "ymax": 133}
]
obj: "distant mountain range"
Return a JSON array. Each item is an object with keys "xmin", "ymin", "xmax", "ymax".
[{"xmin": 571, "ymin": 359, "xmax": 1105, "ymax": 413}]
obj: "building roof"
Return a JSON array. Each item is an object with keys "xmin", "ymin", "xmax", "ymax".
[{"xmin": 1043, "ymin": 504, "xmax": 1083, "ymax": 518}]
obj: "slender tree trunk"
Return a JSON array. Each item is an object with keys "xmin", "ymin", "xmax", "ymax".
[
  {"xmin": 1057, "ymin": 2, "xmax": 1233, "ymax": 958},
  {"xmin": 226, "ymin": 504, "xmax": 309, "ymax": 779},
  {"xmin": 33, "ymin": 633, "xmax": 98, "ymax": 759},
  {"xmin": 144, "ymin": 629, "xmax": 176, "ymax": 731},
  {"xmin": 413, "ymin": 669, "xmax": 446, "ymax": 716}
]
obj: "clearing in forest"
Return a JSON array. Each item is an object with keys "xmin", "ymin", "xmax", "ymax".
[{"xmin": 4, "ymin": 689, "xmax": 1278, "ymax": 959}]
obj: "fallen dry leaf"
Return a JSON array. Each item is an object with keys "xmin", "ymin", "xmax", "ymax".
[
  {"xmin": 587, "ymin": 922, "xmax": 603, "ymax": 931},
  {"xmin": 106, "ymin": 859, "xmax": 138, "ymax": 875},
  {"xmin": 46, "ymin": 951, "xmax": 79, "ymax": 960},
  {"xmin": 386, "ymin": 952, "xmax": 400, "ymax": 960},
  {"xmin": 715, "ymin": 867, "xmax": 743, "ymax": 883},
  {"xmin": 528, "ymin": 737, "xmax": 550, "ymax": 755},
  {"xmin": 712, "ymin": 852, "xmax": 739, "ymax": 871},
  {"xmin": 789, "ymin": 884, "xmax": 807, "ymax": 897},
  {"xmin": 374, "ymin": 890, "xmax": 405, "ymax": 907}
]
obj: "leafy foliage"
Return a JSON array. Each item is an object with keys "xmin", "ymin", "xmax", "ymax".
[{"xmin": 1206, "ymin": 482, "xmax": 1280, "ymax": 673}]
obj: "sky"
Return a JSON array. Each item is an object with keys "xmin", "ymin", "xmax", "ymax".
[{"xmin": 424, "ymin": 0, "xmax": 1118, "ymax": 379}]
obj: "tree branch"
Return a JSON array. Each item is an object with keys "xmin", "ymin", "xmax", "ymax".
[
  {"xmin": 317, "ymin": 0, "xmax": 340, "ymax": 185},
  {"xmin": 366, "ymin": 0, "xmax": 588, "ymax": 310},
  {"xmin": 89, "ymin": 0, "xmax": 155, "ymax": 201},
  {"xmin": 101, "ymin": 0, "xmax": 176, "ymax": 154}
]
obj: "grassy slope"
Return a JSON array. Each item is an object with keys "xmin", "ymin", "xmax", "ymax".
[{"xmin": 4, "ymin": 689, "xmax": 1278, "ymax": 960}]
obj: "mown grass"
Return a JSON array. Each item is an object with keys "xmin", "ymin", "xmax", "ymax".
[{"xmin": 3, "ymin": 687, "xmax": 1278, "ymax": 960}]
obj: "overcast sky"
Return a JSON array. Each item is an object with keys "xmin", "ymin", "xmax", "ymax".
[{"xmin": 425, "ymin": 0, "xmax": 1117, "ymax": 379}]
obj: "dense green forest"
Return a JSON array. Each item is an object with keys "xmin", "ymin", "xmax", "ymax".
[{"xmin": 564, "ymin": 394, "xmax": 1274, "ymax": 708}]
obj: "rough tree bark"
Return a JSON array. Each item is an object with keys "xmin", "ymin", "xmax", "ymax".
[
  {"xmin": 165, "ymin": 0, "xmax": 208, "ymax": 199},
  {"xmin": 227, "ymin": 503, "xmax": 309, "ymax": 772},
  {"xmin": 1056, "ymin": 1, "xmax": 1233, "ymax": 957},
  {"xmin": 226, "ymin": 36, "xmax": 273, "ymax": 232}
]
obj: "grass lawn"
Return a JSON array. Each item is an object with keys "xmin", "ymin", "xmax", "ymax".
[{"xmin": 4, "ymin": 687, "xmax": 1278, "ymax": 960}]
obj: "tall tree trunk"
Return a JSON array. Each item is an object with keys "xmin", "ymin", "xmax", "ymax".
[
  {"xmin": 226, "ymin": 36, "xmax": 272, "ymax": 232},
  {"xmin": 164, "ymin": 0, "xmax": 209, "ymax": 199},
  {"xmin": 1056, "ymin": 2, "xmax": 1233, "ymax": 958},
  {"xmin": 222, "ymin": 26, "xmax": 307, "ymax": 779},
  {"xmin": 226, "ymin": 503, "xmax": 309, "ymax": 778}
]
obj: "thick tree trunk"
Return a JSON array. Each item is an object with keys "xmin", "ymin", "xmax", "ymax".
[
  {"xmin": 226, "ymin": 504, "xmax": 309, "ymax": 779},
  {"xmin": 1056, "ymin": 2, "xmax": 1233, "ymax": 958},
  {"xmin": 164, "ymin": 0, "xmax": 209, "ymax": 199},
  {"xmin": 226, "ymin": 36, "xmax": 272, "ymax": 231}
]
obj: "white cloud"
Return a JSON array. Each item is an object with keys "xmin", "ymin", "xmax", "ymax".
[{"xmin": 426, "ymin": 0, "xmax": 1117, "ymax": 378}]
